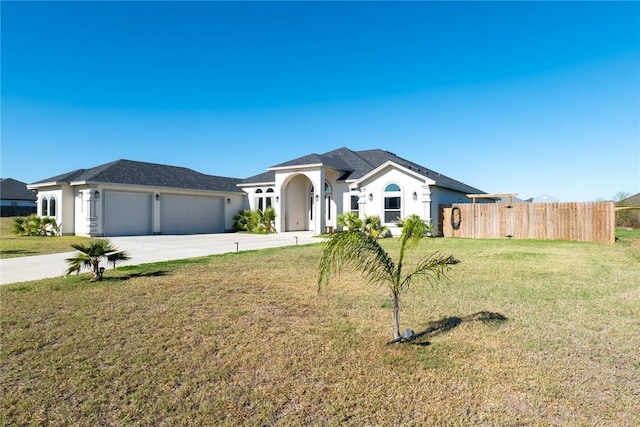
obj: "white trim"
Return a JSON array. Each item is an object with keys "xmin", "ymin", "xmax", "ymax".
[{"xmin": 354, "ymin": 161, "xmax": 434, "ymax": 186}]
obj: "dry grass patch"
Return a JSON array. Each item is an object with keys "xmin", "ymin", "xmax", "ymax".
[{"xmin": 2, "ymin": 238, "xmax": 639, "ymax": 425}]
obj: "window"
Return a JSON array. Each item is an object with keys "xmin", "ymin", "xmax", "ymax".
[
  {"xmin": 384, "ymin": 184, "xmax": 402, "ymax": 223},
  {"xmin": 255, "ymin": 188, "xmax": 275, "ymax": 211},
  {"xmin": 350, "ymin": 195, "xmax": 359, "ymax": 214},
  {"xmin": 255, "ymin": 189, "xmax": 264, "ymax": 211},
  {"xmin": 309, "ymin": 186, "xmax": 314, "ymax": 220},
  {"xmin": 49, "ymin": 196, "xmax": 56, "ymax": 217},
  {"xmin": 325, "ymin": 182, "xmax": 332, "ymax": 221},
  {"xmin": 266, "ymin": 188, "xmax": 274, "ymax": 209},
  {"xmin": 41, "ymin": 197, "xmax": 48, "ymax": 216}
]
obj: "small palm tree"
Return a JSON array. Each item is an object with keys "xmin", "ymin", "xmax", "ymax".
[
  {"xmin": 362, "ymin": 215, "xmax": 388, "ymax": 239},
  {"xmin": 337, "ymin": 213, "xmax": 388, "ymax": 238},
  {"xmin": 233, "ymin": 209, "xmax": 258, "ymax": 232},
  {"xmin": 337, "ymin": 212, "xmax": 363, "ymax": 231},
  {"xmin": 258, "ymin": 207, "xmax": 277, "ymax": 233},
  {"xmin": 12, "ymin": 214, "xmax": 59, "ymax": 236},
  {"xmin": 65, "ymin": 239, "xmax": 131, "ymax": 281},
  {"xmin": 318, "ymin": 214, "xmax": 459, "ymax": 341}
]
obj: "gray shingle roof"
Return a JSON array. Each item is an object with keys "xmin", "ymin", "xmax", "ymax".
[
  {"xmin": 242, "ymin": 147, "xmax": 484, "ymax": 194},
  {"xmin": 240, "ymin": 170, "xmax": 275, "ymax": 185},
  {"xmin": 31, "ymin": 160, "xmax": 244, "ymax": 193},
  {"xmin": 0, "ymin": 178, "xmax": 37, "ymax": 201}
]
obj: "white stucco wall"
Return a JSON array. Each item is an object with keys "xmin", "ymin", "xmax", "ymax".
[
  {"xmin": 60, "ymin": 183, "xmax": 246, "ymax": 236},
  {"xmin": 355, "ymin": 165, "xmax": 436, "ymax": 235},
  {"xmin": 35, "ymin": 188, "xmax": 64, "ymax": 234}
]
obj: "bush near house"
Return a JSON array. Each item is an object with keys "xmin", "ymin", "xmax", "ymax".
[
  {"xmin": 12, "ymin": 214, "xmax": 59, "ymax": 237},
  {"xmin": 233, "ymin": 207, "xmax": 276, "ymax": 233}
]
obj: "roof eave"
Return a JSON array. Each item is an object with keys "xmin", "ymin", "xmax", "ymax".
[
  {"xmin": 268, "ymin": 163, "xmax": 324, "ymax": 172},
  {"xmin": 237, "ymin": 181, "xmax": 275, "ymax": 188},
  {"xmin": 27, "ymin": 181, "xmax": 64, "ymax": 189},
  {"xmin": 354, "ymin": 161, "xmax": 434, "ymax": 185}
]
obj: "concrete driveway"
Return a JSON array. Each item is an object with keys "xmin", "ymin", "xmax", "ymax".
[{"xmin": 0, "ymin": 231, "xmax": 319, "ymax": 285}]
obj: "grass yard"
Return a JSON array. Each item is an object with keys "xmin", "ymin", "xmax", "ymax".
[
  {"xmin": 2, "ymin": 234, "xmax": 640, "ymax": 425},
  {"xmin": 0, "ymin": 217, "xmax": 90, "ymax": 259}
]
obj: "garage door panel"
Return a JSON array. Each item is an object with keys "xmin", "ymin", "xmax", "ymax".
[
  {"xmin": 161, "ymin": 194, "xmax": 223, "ymax": 235},
  {"xmin": 105, "ymin": 191, "xmax": 152, "ymax": 236}
]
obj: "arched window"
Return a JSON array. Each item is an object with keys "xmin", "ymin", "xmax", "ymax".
[
  {"xmin": 41, "ymin": 197, "xmax": 48, "ymax": 216},
  {"xmin": 266, "ymin": 188, "xmax": 274, "ymax": 209},
  {"xmin": 49, "ymin": 196, "xmax": 57, "ymax": 217},
  {"xmin": 384, "ymin": 183, "xmax": 402, "ymax": 223},
  {"xmin": 255, "ymin": 189, "xmax": 264, "ymax": 211}
]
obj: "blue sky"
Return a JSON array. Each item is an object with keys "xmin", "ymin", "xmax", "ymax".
[{"xmin": 2, "ymin": 1, "xmax": 639, "ymax": 202}]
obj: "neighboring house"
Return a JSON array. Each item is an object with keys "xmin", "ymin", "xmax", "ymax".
[
  {"xmin": 0, "ymin": 178, "xmax": 37, "ymax": 217},
  {"xmin": 28, "ymin": 147, "xmax": 490, "ymax": 237},
  {"xmin": 239, "ymin": 147, "xmax": 488, "ymax": 236},
  {"xmin": 28, "ymin": 160, "xmax": 245, "ymax": 236}
]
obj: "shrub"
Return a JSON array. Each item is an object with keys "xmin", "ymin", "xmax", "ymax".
[{"xmin": 12, "ymin": 214, "xmax": 59, "ymax": 236}]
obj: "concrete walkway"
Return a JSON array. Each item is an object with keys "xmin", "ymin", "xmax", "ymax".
[{"xmin": 0, "ymin": 231, "xmax": 319, "ymax": 285}]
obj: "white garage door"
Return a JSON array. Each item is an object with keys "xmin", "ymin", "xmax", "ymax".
[
  {"xmin": 104, "ymin": 191, "xmax": 152, "ymax": 236},
  {"xmin": 161, "ymin": 194, "xmax": 224, "ymax": 235}
]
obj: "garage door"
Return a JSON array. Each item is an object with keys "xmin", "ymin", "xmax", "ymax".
[
  {"xmin": 104, "ymin": 191, "xmax": 152, "ymax": 236},
  {"xmin": 161, "ymin": 194, "xmax": 224, "ymax": 235}
]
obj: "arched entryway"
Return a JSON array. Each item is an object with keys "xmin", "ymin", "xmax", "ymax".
[{"xmin": 283, "ymin": 174, "xmax": 313, "ymax": 232}]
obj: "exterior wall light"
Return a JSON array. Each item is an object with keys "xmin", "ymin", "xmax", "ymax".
[
  {"xmin": 368, "ymin": 193, "xmax": 373, "ymax": 202},
  {"xmin": 95, "ymin": 190, "xmax": 100, "ymax": 199},
  {"xmin": 315, "ymin": 194, "xmax": 319, "ymax": 201},
  {"xmin": 227, "ymin": 198, "xmax": 231, "ymax": 204},
  {"xmin": 275, "ymin": 196, "xmax": 279, "ymax": 202},
  {"xmin": 156, "ymin": 194, "xmax": 160, "ymax": 201},
  {"xmin": 413, "ymin": 192, "xmax": 418, "ymax": 201}
]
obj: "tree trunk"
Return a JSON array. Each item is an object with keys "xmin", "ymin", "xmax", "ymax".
[
  {"xmin": 392, "ymin": 290, "xmax": 401, "ymax": 341},
  {"xmin": 91, "ymin": 260, "xmax": 99, "ymax": 281}
]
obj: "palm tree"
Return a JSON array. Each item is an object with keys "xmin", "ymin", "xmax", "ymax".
[
  {"xmin": 337, "ymin": 213, "xmax": 388, "ymax": 238},
  {"xmin": 318, "ymin": 215, "xmax": 459, "ymax": 341},
  {"xmin": 65, "ymin": 239, "xmax": 131, "ymax": 281},
  {"xmin": 337, "ymin": 212, "xmax": 363, "ymax": 231},
  {"xmin": 258, "ymin": 207, "xmax": 277, "ymax": 233},
  {"xmin": 233, "ymin": 209, "xmax": 258, "ymax": 232},
  {"xmin": 12, "ymin": 214, "xmax": 59, "ymax": 236},
  {"xmin": 362, "ymin": 215, "xmax": 388, "ymax": 239}
]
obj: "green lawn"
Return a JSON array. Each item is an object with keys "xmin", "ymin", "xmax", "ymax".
[
  {"xmin": 0, "ymin": 217, "xmax": 90, "ymax": 259},
  {"xmin": 2, "ymin": 236, "xmax": 639, "ymax": 425}
]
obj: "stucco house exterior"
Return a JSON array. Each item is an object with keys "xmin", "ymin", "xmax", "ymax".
[
  {"xmin": 240, "ymin": 147, "xmax": 486, "ymax": 236},
  {"xmin": 28, "ymin": 147, "xmax": 488, "ymax": 237},
  {"xmin": 28, "ymin": 160, "xmax": 245, "ymax": 236}
]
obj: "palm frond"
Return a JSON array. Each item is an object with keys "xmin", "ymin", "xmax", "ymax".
[
  {"xmin": 106, "ymin": 250, "xmax": 131, "ymax": 268},
  {"xmin": 400, "ymin": 252, "xmax": 460, "ymax": 292},
  {"xmin": 318, "ymin": 231, "xmax": 395, "ymax": 290},
  {"xmin": 65, "ymin": 239, "xmax": 130, "ymax": 279},
  {"xmin": 65, "ymin": 253, "xmax": 92, "ymax": 276}
]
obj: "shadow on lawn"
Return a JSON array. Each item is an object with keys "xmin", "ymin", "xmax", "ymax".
[
  {"xmin": 0, "ymin": 249, "xmax": 38, "ymax": 257},
  {"xmin": 389, "ymin": 311, "xmax": 508, "ymax": 346},
  {"xmin": 107, "ymin": 270, "xmax": 170, "ymax": 281}
]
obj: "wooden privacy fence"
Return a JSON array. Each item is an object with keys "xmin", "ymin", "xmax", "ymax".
[{"xmin": 440, "ymin": 201, "xmax": 615, "ymax": 244}]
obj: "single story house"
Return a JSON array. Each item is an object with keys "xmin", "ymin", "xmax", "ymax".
[
  {"xmin": 28, "ymin": 160, "xmax": 246, "ymax": 236},
  {"xmin": 0, "ymin": 178, "xmax": 37, "ymax": 217},
  {"xmin": 28, "ymin": 147, "xmax": 489, "ymax": 237}
]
